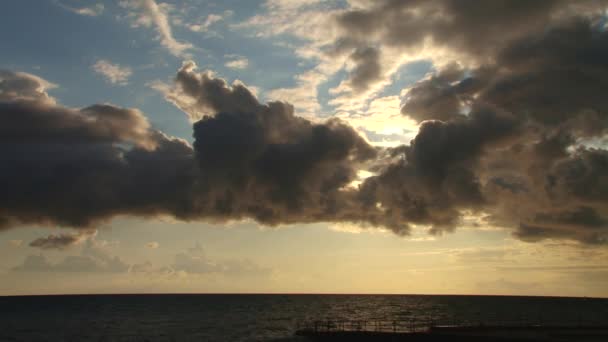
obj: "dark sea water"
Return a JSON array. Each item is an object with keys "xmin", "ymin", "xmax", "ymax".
[{"xmin": 1, "ymin": 294, "xmax": 607, "ymax": 341}]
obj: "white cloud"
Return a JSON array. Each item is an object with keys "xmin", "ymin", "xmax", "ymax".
[
  {"xmin": 148, "ymin": 61, "xmax": 260, "ymax": 122},
  {"xmin": 189, "ymin": 13, "xmax": 223, "ymax": 32},
  {"xmin": 266, "ymin": 69, "xmax": 328, "ymax": 118},
  {"xmin": 187, "ymin": 25, "xmax": 203, "ymax": 32},
  {"xmin": 120, "ymin": 0, "xmax": 193, "ymax": 57},
  {"xmin": 92, "ymin": 60, "xmax": 133, "ymax": 85},
  {"xmin": 224, "ymin": 56, "xmax": 249, "ymax": 70},
  {"xmin": 237, "ymin": 2, "xmax": 347, "ymax": 117},
  {"xmin": 203, "ymin": 13, "xmax": 223, "ymax": 27},
  {"xmin": 146, "ymin": 241, "xmax": 160, "ymax": 249},
  {"xmin": 57, "ymin": 2, "xmax": 104, "ymax": 16},
  {"xmin": 237, "ymin": 1, "xmax": 464, "ymax": 117}
]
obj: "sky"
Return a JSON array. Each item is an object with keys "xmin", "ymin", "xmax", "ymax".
[{"xmin": 1, "ymin": 0, "xmax": 608, "ymax": 297}]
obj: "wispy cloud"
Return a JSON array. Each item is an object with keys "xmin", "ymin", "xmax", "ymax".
[
  {"xmin": 188, "ymin": 13, "xmax": 223, "ymax": 32},
  {"xmin": 168, "ymin": 243, "xmax": 272, "ymax": 277},
  {"xmin": 92, "ymin": 59, "xmax": 132, "ymax": 86},
  {"xmin": 121, "ymin": 0, "xmax": 192, "ymax": 57},
  {"xmin": 14, "ymin": 238, "xmax": 128, "ymax": 273},
  {"xmin": 224, "ymin": 56, "xmax": 249, "ymax": 70},
  {"xmin": 56, "ymin": 2, "xmax": 104, "ymax": 16},
  {"xmin": 29, "ymin": 230, "xmax": 97, "ymax": 250}
]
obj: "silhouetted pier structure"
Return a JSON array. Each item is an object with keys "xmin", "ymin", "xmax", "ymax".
[
  {"xmin": 295, "ymin": 318, "xmax": 608, "ymax": 341},
  {"xmin": 296, "ymin": 319, "xmax": 428, "ymax": 334}
]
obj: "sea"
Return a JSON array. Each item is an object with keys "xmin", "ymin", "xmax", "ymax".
[{"xmin": 1, "ymin": 294, "xmax": 607, "ymax": 341}]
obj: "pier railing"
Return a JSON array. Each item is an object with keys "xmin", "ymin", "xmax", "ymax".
[{"xmin": 296, "ymin": 319, "xmax": 431, "ymax": 334}]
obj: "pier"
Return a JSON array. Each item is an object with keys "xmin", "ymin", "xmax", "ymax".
[{"xmin": 294, "ymin": 318, "xmax": 608, "ymax": 341}]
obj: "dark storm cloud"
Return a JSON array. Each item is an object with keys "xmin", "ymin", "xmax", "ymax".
[
  {"xmin": 1, "ymin": 65, "xmax": 395, "ymax": 234},
  {"xmin": 3, "ymin": 0, "xmax": 608, "ymax": 245},
  {"xmin": 401, "ymin": 64, "xmax": 478, "ymax": 122},
  {"xmin": 0, "ymin": 131, "xmax": 197, "ymax": 229},
  {"xmin": 389, "ymin": 12, "xmax": 608, "ymax": 243},
  {"xmin": 332, "ymin": 0, "xmax": 607, "ymax": 94},
  {"xmin": 0, "ymin": 102, "xmax": 158, "ymax": 149},
  {"xmin": 462, "ymin": 19, "xmax": 608, "ymax": 146},
  {"xmin": 357, "ymin": 107, "xmax": 518, "ymax": 233},
  {"xmin": 402, "ymin": 19, "xmax": 608, "ymax": 133},
  {"xmin": 0, "ymin": 70, "xmax": 198, "ymax": 230},
  {"xmin": 169, "ymin": 62, "xmax": 392, "ymax": 229},
  {"xmin": 346, "ymin": 47, "xmax": 383, "ymax": 93},
  {"xmin": 513, "ymin": 206, "xmax": 607, "ymax": 244},
  {"xmin": 546, "ymin": 148, "xmax": 608, "ymax": 204}
]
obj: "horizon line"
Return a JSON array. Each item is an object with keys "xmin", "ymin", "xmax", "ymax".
[{"xmin": 1, "ymin": 292, "xmax": 606, "ymax": 300}]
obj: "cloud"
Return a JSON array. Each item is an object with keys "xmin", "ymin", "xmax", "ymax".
[
  {"xmin": 499, "ymin": 265, "xmax": 608, "ymax": 272},
  {"xmin": 401, "ymin": 63, "xmax": 473, "ymax": 123},
  {"xmin": 146, "ymin": 241, "xmax": 160, "ymax": 249},
  {"xmin": 476, "ymin": 278, "xmax": 544, "ymax": 294},
  {"xmin": 13, "ymin": 239, "xmax": 129, "ymax": 273},
  {"xmin": 387, "ymin": 5, "xmax": 607, "ymax": 243},
  {"xmin": 12, "ymin": 255, "xmax": 54, "ymax": 273},
  {"xmin": 156, "ymin": 61, "xmax": 261, "ymax": 121},
  {"xmin": 330, "ymin": 0, "xmax": 607, "ymax": 95},
  {"xmin": 224, "ymin": 56, "xmax": 249, "ymax": 70},
  {"xmin": 188, "ymin": 14, "xmax": 223, "ymax": 32},
  {"xmin": 453, "ymin": 247, "xmax": 520, "ymax": 264},
  {"xmin": 56, "ymin": 2, "xmax": 104, "ymax": 16},
  {"xmin": 29, "ymin": 230, "xmax": 95, "ymax": 250},
  {"xmin": 120, "ymin": 0, "xmax": 192, "ymax": 57},
  {"xmin": 242, "ymin": 0, "xmax": 608, "ymax": 116},
  {"xmin": 342, "ymin": 47, "xmax": 382, "ymax": 93},
  {"xmin": 2, "ymin": 64, "xmax": 398, "ymax": 235},
  {"xmin": 150, "ymin": 61, "xmax": 514, "ymax": 235},
  {"xmin": 0, "ymin": 68, "xmax": 195, "ymax": 230},
  {"xmin": 128, "ymin": 243, "xmax": 272, "ymax": 278},
  {"xmin": 357, "ymin": 108, "xmax": 518, "ymax": 234},
  {"xmin": 237, "ymin": 1, "xmax": 344, "ymax": 115},
  {"xmin": 0, "ymin": 70, "xmax": 56, "ymax": 104},
  {"xmin": 4, "ymin": 5, "xmax": 608, "ymax": 249},
  {"xmin": 0, "ymin": 97, "xmax": 158, "ymax": 150},
  {"xmin": 335, "ymin": 95, "xmax": 418, "ymax": 148},
  {"xmin": 170, "ymin": 243, "xmax": 271, "ymax": 277},
  {"xmin": 92, "ymin": 60, "xmax": 133, "ymax": 85},
  {"xmin": 129, "ymin": 261, "xmax": 154, "ymax": 273},
  {"xmin": 336, "ymin": 9, "xmax": 608, "ymax": 243},
  {"xmin": 163, "ymin": 62, "xmax": 409, "ymax": 231},
  {"xmin": 203, "ymin": 14, "xmax": 223, "ymax": 27},
  {"xmin": 8, "ymin": 240, "xmax": 22, "ymax": 247},
  {"xmin": 171, "ymin": 243, "xmax": 217, "ymax": 274}
]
